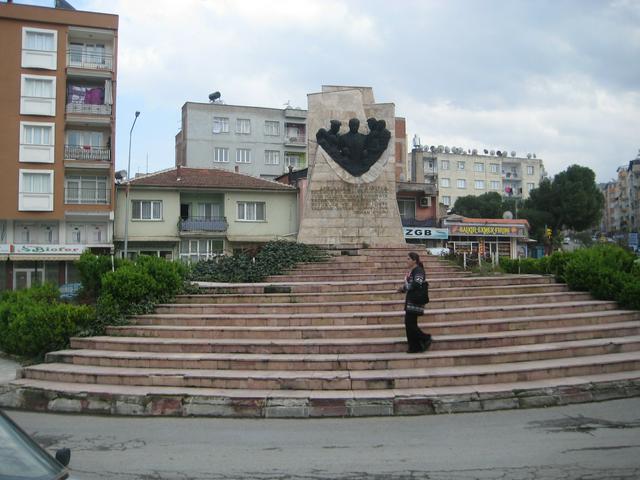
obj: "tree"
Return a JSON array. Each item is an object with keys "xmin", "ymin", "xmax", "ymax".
[
  {"xmin": 521, "ymin": 165, "xmax": 604, "ymax": 243},
  {"xmin": 452, "ymin": 192, "xmax": 504, "ymax": 218}
]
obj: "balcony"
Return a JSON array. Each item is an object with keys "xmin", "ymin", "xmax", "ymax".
[
  {"xmin": 66, "ymin": 103, "xmax": 112, "ymax": 115},
  {"xmin": 64, "ymin": 188, "xmax": 110, "ymax": 205},
  {"xmin": 64, "ymin": 145, "xmax": 111, "ymax": 162},
  {"xmin": 284, "ymin": 135, "xmax": 306, "ymax": 146},
  {"xmin": 179, "ymin": 217, "xmax": 228, "ymax": 233},
  {"xmin": 67, "ymin": 50, "xmax": 113, "ymax": 71}
]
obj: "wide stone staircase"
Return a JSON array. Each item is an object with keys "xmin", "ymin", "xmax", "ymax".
[{"xmin": 2, "ymin": 245, "xmax": 640, "ymax": 417}]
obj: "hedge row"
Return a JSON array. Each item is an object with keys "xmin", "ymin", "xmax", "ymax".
[
  {"xmin": 501, "ymin": 244, "xmax": 640, "ymax": 310},
  {"xmin": 190, "ymin": 240, "xmax": 328, "ymax": 282}
]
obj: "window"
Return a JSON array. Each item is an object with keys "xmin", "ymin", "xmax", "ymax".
[
  {"xmin": 19, "ymin": 169, "xmax": 54, "ymax": 211},
  {"xmin": 264, "ymin": 150, "xmax": 280, "ymax": 165},
  {"xmin": 441, "ymin": 160, "xmax": 449, "ymax": 170},
  {"xmin": 22, "ymin": 28, "xmax": 57, "ymax": 69},
  {"xmin": 214, "ymin": 147, "xmax": 229, "ymax": 163},
  {"xmin": 475, "ymin": 180, "xmax": 485, "ymax": 190},
  {"xmin": 474, "ymin": 162, "xmax": 484, "ymax": 173},
  {"xmin": 440, "ymin": 178, "xmax": 450, "ymax": 188},
  {"xmin": 65, "ymin": 175, "xmax": 108, "ymax": 204},
  {"xmin": 212, "ymin": 117, "xmax": 229, "ymax": 134},
  {"xmin": 66, "ymin": 130, "xmax": 102, "ymax": 147},
  {"xmin": 236, "ymin": 148, "xmax": 251, "ymax": 163},
  {"xmin": 442, "ymin": 196, "xmax": 451, "ymax": 206},
  {"xmin": 264, "ymin": 121, "xmax": 280, "ymax": 136},
  {"xmin": 425, "ymin": 159, "xmax": 435, "ymax": 171},
  {"xmin": 490, "ymin": 180, "xmax": 500, "ymax": 190},
  {"xmin": 397, "ymin": 198, "xmax": 416, "ymax": 219},
  {"xmin": 527, "ymin": 166, "xmax": 535, "ymax": 175},
  {"xmin": 489, "ymin": 163, "xmax": 499, "ymax": 173},
  {"xmin": 527, "ymin": 182, "xmax": 535, "ymax": 191},
  {"xmin": 68, "ymin": 42, "xmax": 107, "ymax": 69},
  {"xmin": 237, "ymin": 201, "xmax": 266, "ymax": 221},
  {"xmin": 20, "ymin": 122, "xmax": 55, "ymax": 163},
  {"xmin": 457, "ymin": 179, "xmax": 467, "ymax": 189},
  {"xmin": 284, "ymin": 153, "xmax": 306, "ymax": 169},
  {"xmin": 21, "ymin": 75, "xmax": 56, "ymax": 116},
  {"xmin": 457, "ymin": 161, "xmax": 465, "ymax": 170},
  {"xmin": 180, "ymin": 239, "xmax": 223, "ymax": 262},
  {"xmin": 132, "ymin": 200, "xmax": 162, "ymax": 220},
  {"xmin": 236, "ymin": 118, "xmax": 251, "ymax": 134}
]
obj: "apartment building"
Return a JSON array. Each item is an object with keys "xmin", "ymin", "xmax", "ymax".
[
  {"xmin": 0, "ymin": 1, "xmax": 118, "ymax": 290},
  {"xmin": 409, "ymin": 148, "xmax": 546, "ymax": 208},
  {"xmin": 175, "ymin": 102, "xmax": 308, "ymax": 180},
  {"xmin": 601, "ymin": 151, "xmax": 640, "ymax": 236}
]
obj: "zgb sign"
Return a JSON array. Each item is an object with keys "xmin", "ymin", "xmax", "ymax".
[{"xmin": 403, "ymin": 227, "xmax": 449, "ymax": 240}]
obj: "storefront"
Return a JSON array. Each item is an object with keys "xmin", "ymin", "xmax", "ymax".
[
  {"xmin": 442, "ymin": 216, "xmax": 530, "ymax": 259},
  {"xmin": 0, "ymin": 244, "xmax": 91, "ymax": 290},
  {"xmin": 403, "ymin": 226, "xmax": 449, "ymax": 247}
]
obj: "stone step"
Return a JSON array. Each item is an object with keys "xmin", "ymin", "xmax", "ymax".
[
  {"xmin": 117, "ymin": 311, "xmax": 640, "ymax": 339},
  {"xmin": 21, "ymin": 352, "xmax": 640, "ymax": 390},
  {"xmin": 48, "ymin": 336, "xmax": 640, "ymax": 372},
  {"xmin": 129, "ymin": 301, "xmax": 618, "ymax": 328},
  {"xmin": 283, "ymin": 267, "xmax": 461, "ymax": 276},
  {"xmin": 196, "ymin": 275, "xmax": 556, "ymax": 294},
  {"xmin": 175, "ymin": 283, "xmax": 571, "ymax": 304},
  {"xmin": 300, "ymin": 257, "xmax": 446, "ymax": 267},
  {"xmin": 72, "ymin": 321, "xmax": 640, "ymax": 354},
  {"xmin": 266, "ymin": 272, "xmax": 472, "ymax": 282},
  {"xmin": 155, "ymin": 292, "xmax": 593, "ymax": 315},
  {"xmin": 9, "ymin": 370, "xmax": 640, "ymax": 416}
]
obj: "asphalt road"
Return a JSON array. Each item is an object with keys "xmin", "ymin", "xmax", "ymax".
[{"xmin": 6, "ymin": 398, "xmax": 640, "ymax": 480}]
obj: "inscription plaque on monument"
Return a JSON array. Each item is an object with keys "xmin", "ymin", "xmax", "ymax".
[{"xmin": 311, "ymin": 185, "xmax": 389, "ymax": 215}]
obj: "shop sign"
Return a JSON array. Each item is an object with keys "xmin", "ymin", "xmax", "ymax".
[
  {"xmin": 10, "ymin": 244, "xmax": 88, "ymax": 255},
  {"xmin": 449, "ymin": 224, "xmax": 524, "ymax": 237},
  {"xmin": 0, "ymin": 244, "xmax": 9, "ymax": 254},
  {"xmin": 403, "ymin": 227, "xmax": 449, "ymax": 240}
]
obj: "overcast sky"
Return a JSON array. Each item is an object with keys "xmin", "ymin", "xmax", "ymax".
[{"xmin": 65, "ymin": 0, "xmax": 640, "ymax": 182}]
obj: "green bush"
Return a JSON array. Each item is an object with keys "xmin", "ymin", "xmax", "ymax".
[
  {"xmin": 547, "ymin": 251, "xmax": 572, "ymax": 282},
  {"xmin": 190, "ymin": 241, "xmax": 328, "ymax": 283},
  {"xmin": 135, "ymin": 255, "xmax": 185, "ymax": 303},
  {"xmin": 0, "ymin": 284, "xmax": 95, "ymax": 359},
  {"xmin": 618, "ymin": 275, "xmax": 640, "ymax": 310},
  {"xmin": 76, "ymin": 251, "xmax": 127, "ymax": 300}
]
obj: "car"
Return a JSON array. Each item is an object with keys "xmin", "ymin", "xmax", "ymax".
[
  {"xmin": 563, "ymin": 237, "xmax": 570, "ymax": 245},
  {"xmin": 59, "ymin": 282, "xmax": 82, "ymax": 302},
  {"xmin": 0, "ymin": 409, "xmax": 77, "ymax": 480},
  {"xmin": 426, "ymin": 247, "xmax": 450, "ymax": 256}
]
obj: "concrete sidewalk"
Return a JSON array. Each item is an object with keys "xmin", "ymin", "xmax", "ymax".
[{"xmin": 0, "ymin": 353, "xmax": 20, "ymax": 384}]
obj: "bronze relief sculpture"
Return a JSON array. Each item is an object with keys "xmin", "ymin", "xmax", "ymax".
[{"xmin": 316, "ymin": 117, "xmax": 391, "ymax": 177}]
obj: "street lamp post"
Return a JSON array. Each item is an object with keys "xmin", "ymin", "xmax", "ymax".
[{"xmin": 123, "ymin": 111, "xmax": 140, "ymax": 259}]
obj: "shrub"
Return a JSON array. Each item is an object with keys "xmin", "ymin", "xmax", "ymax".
[
  {"xmin": 136, "ymin": 255, "xmax": 185, "ymax": 302},
  {"xmin": 97, "ymin": 265, "xmax": 158, "ymax": 321},
  {"xmin": 547, "ymin": 251, "xmax": 573, "ymax": 282},
  {"xmin": 0, "ymin": 284, "xmax": 95, "ymax": 359},
  {"xmin": 618, "ymin": 275, "xmax": 640, "ymax": 310},
  {"xmin": 76, "ymin": 251, "xmax": 126, "ymax": 301},
  {"xmin": 190, "ymin": 241, "xmax": 328, "ymax": 283}
]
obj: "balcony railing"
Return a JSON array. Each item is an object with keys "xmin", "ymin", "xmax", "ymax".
[
  {"xmin": 285, "ymin": 135, "xmax": 306, "ymax": 145},
  {"xmin": 66, "ymin": 103, "xmax": 112, "ymax": 115},
  {"xmin": 64, "ymin": 145, "xmax": 111, "ymax": 162},
  {"xmin": 179, "ymin": 216, "xmax": 228, "ymax": 233},
  {"xmin": 64, "ymin": 188, "xmax": 111, "ymax": 205},
  {"xmin": 67, "ymin": 50, "xmax": 113, "ymax": 70}
]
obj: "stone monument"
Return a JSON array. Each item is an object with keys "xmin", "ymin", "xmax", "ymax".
[{"xmin": 297, "ymin": 86, "xmax": 406, "ymax": 247}]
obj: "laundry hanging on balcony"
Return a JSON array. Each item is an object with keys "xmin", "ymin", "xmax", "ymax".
[{"xmin": 67, "ymin": 85, "xmax": 105, "ymax": 105}]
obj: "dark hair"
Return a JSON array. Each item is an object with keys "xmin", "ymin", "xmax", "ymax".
[{"xmin": 408, "ymin": 252, "xmax": 424, "ymax": 268}]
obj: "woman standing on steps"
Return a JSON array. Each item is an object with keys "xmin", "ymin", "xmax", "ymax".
[{"xmin": 398, "ymin": 252, "xmax": 432, "ymax": 353}]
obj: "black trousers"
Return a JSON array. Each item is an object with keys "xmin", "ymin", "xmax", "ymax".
[{"xmin": 404, "ymin": 311, "xmax": 430, "ymax": 352}]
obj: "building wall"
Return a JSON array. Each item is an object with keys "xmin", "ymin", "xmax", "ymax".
[
  {"xmin": 225, "ymin": 191, "xmax": 298, "ymax": 242},
  {"xmin": 178, "ymin": 102, "xmax": 307, "ymax": 179},
  {"xmin": 114, "ymin": 188, "xmax": 180, "ymax": 242},
  {"xmin": 416, "ymin": 151, "xmax": 545, "ymax": 207}
]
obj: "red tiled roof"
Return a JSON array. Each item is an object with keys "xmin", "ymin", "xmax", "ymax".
[{"xmin": 125, "ymin": 167, "xmax": 296, "ymax": 191}]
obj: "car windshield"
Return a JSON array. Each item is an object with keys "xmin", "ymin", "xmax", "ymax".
[{"xmin": 0, "ymin": 412, "xmax": 66, "ymax": 480}]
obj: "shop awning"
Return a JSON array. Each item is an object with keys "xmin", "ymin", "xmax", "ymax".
[{"xmin": 9, "ymin": 254, "xmax": 82, "ymax": 261}]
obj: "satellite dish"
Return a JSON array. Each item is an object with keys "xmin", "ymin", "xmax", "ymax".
[
  {"xmin": 533, "ymin": 153, "xmax": 537, "ymax": 159},
  {"xmin": 511, "ymin": 151, "xmax": 516, "ymax": 157},
  {"xmin": 472, "ymin": 148, "xmax": 478, "ymax": 155},
  {"xmin": 490, "ymin": 150, "xmax": 495, "ymax": 155},
  {"xmin": 502, "ymin": 210, "xmax": 514, "ymax": 219},
  {"xmin": 527, "ymin": 153, "xmax": 532, "ymax": 159},
  {"xmin": 484, "ymin": 149, "xmax": 489, "ymax": 154},
  {"xmin": 437, "ymin": 145, "xmax": 444, "ymax": 153},
  {"xmin": 502, "ymin": 150, "xmax": 508, "ymax": 157},
  {"xmin": 115, "ymin": 170, "xmax": 127, "ymax": 180},
  {"xmin": 496, "ymin": 150, "xmax": 502, "ymax": 156},
  {"xmin": 430, "ymin": 146, "xmax": 436, "ymax": 153},
  {"xmin": 444, "ymin": 146, "xmax": 450, "ymax": 153},
  {"xmin": 208, "ymin": 91, "xmax": 221, "ymax": 102}
]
